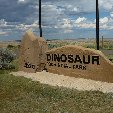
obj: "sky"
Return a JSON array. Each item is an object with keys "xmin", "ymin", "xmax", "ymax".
[{"xmin": 0, "ymin": 0, "xmax": 113, "ymax": 41}]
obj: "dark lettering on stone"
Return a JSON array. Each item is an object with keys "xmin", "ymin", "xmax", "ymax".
[
  {"xmin": 61, "ymin": 54, "xmax": 67, "ymax": 62},
  {"xmin": 50, "ymin": 63, "xmax": 53, "ymax": 66},
  {"xmin": 27, "ymin": 62, "xmax": 31, "ymax": 68},
  {"xmin": 92, "ymin": 56, "xmax": 100, "ymax": 65},
  {"xmin": 76, "ymin": 65, "xmax": 79, "ymax": 68},
  {"xmin": 74, "ymin": 55, "xmax": 82, "ymax": 64},
  {"xmin": 78, "ymin": 65, "xmax": 82, "ymax": 69},
  {"xmin": 61, "ymin": 64, "xmax": 63, "ymax": 67},
  {"xmin": 83, "ymin": 55, "xmax": 90, "ymax": 64},
  {"xmin": 68, "ymin": 55, "xmax": 74, "ymax": 63},
  {"xmin": 54, "ymin": 64, "xmax": 56, "ymax": 66},
  {"xmin": 24, "ymin": 62, "xmax": 28, "ymax": 68},
  {"xmin": 47, "ymin": 62, "xmax": 50, "ymax": 65},
  {"xmin": 83, "ymin": 65, "xmax": 86, "ymax": 70},
  {"xmin": 32, "ymin": 65, "xmax": 35, "ymax": 69},
  {"xmin": 58, "ymin": 63, "xmax": 60, "ymax": 67},
  {"xmin": 54, "ymin": 54, "xmax": 60, "ymax": 62},
  {"xmin": 73, "ymin": 65, "xmax": 76, "ymax": 69},
  {"xmin": 47, "ymin": 54, "xmax": 51, "ymax": 61},
  {"xmin": 24, "ymin": 62, "xmax": 36, "ymax": 70},
  {"xmin": 64, "ymin": 64, "xmax": 69, "ymax": 68}
]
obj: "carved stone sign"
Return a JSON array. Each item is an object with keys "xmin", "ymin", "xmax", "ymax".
[
  {"xmin": 46, "ymin": 45, "xmax": 113, "ymax": 83},
  {"xmin": 19, "ymin": 30, "xmax": 48, "ymax": 73}
]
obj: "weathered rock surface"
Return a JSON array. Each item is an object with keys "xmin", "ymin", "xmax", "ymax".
[
  {"xmin": 19, "ymin": 31, "xmax": 48, "ymax": 73},
  {"xmin": 46, "ymin": 45, "xmax": 113, "ymax": 83}
]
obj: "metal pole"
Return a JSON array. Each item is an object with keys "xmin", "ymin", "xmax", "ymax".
[
  {"xmin": 39, "ymin": 0, "xmax": 42, "ymax": 37},
  {"xmin": 96, "ymin": 0, "xmax": 99, "ymax": 50}
]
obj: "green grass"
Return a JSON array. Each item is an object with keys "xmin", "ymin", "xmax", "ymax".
[
  {"xmin": 48, "ymin": 40, "xmax": 113, "ymax": 50},
  {"xmin": 11, "ymin": 59, "xmax": 19, "ymax": 71},
  {"xmin": 108, "ymin": 55, "xmax": 113, "ymax": 62},
  {"xmin": 0, "ymin": 59, "xmax": 18, "ymax": 75},
  {"xmin": 0, "ymin": 73, "xmax": 113, "ymax": 113}
]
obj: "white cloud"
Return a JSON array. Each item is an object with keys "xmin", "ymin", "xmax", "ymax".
[
  {"xmin": 100, "ymin": 17, "xmax": 109, "ymax": 24},
  {"xmin": 75, "ymin": 17, "xmax": 87, "ymax": 24},
  {"xmin": 18, "ymin": 0, "xmax": 27, "ymax": 4},
  {"xmin": 66, "ymin": 5, "xmax": 79, "ymax": 12},
  {"xmin": 100, "ymin": 24, "xmax": 108, "ymax": 29},
  {"xmin": 0, "ymin": 19, "xmax": 7, "ymax": 26},
  {"xmin": 64, "ymin": 29, "xmax": 73, "ymax": 33},
  {"xmin": 43, "ymin": 4, "xmax": 61, "ymax": 14},
  {"xmin": 75, "ymin": 23, "xmax": 96, "ymax": 29},
  {"xmin": 0, "ymin": 31, "xmax": 7, "ymax": 35},
  {"xmin": 16, "ymin": 22, "xmax": 39, "ymax": 31},
  {"xmin": 110, "ymin": 12, "xmax": 113, "ymax": 17},
  {"xmin": 73, "ymin": 7, "xmax": 78, "ymax": 12},
  {"xmin": 54, "ymin": 18, "xmax": 73, "ymax": 28},
  {"xmin": 99, "ymin": 0, "xmax": 113, "ymax": 10},
  {"xmin": 18, "ymin": 0, "xmax": 24, "ymax": 2},
  {"xmin": 18, "ymin": 0, "xmax": 25, "ymax": 3},
  {"xmin": 74, "ymin": 17, "xmax": 113, "ymax": 30},
  {"xmin": 54, "ymin": 18, "xmax": 73, "ymax": 34},
  {"xmin": 62, "ymin": 19, "xmax": 73, "ymax": 28}
]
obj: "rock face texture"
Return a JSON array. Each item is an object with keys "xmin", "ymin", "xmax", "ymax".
[
  {"xmin": 19, "ymin": 31, "xmax": 48, "ymax": 73},
  {"xmin": 46, "ymin": 45, "xmax": 113, "ymax": 83}
]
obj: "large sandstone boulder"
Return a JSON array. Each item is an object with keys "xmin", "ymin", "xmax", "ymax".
[
  {"xmin": 19, "ymin": 31, "xmax": 48, "ymax": 73},
  {"xmin": 46, "ymin": 45, "xmax": 113, "ymax": 83}
]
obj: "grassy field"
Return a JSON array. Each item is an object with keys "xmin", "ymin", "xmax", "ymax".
[
  {"xmin": 0, "ymin": 72, "xmax": 113, "ymax": 113},
  {"xmin": 47, "ymin": 39, "xmax": 113, "ymax": 62},
  {"xmin": 47, "ymin": 39, "xmax": 113, "ymax": 50}
]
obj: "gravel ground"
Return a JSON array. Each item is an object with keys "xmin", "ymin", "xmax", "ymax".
[{"xmin": 11, "ymin": 71, "xmax": 113, "ymax": 93}]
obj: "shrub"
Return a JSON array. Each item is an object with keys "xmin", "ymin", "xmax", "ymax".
[
  {"xmin": 7, "ymin": 44, "xmax": 15, "ymax": 49},
  {"xmin": 0, "ymin": 48, "xmax": 16, "ymax": 70}
]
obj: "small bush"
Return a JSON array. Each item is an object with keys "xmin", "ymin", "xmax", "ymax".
[
  {"xmin": 0, "ymin": 48, "xmax": 16, "ymax": 70},
  {"xmin": 7, "ymin": 44, "xmax": 15, "ymax": 49}
]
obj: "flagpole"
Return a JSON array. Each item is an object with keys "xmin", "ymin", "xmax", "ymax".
[
  {"xmin": 96, "ymin": 0, "xmax": 99, "ymax": 50},
  {"xmin": 39, "ymin": 0, "xmax": 42, "ymax": 37}
]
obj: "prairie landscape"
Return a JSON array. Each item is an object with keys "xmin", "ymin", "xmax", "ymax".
[
  {"xmin": 0, "ymin": 38, "xmax": 113, "ymax": 113},
  {"xmin": 1, "ymin": 0, "xmax": 113, "ymax": 112},
  {"xmin": 0, "ymin": 38, "xmax": 113, "ymax": 70}
]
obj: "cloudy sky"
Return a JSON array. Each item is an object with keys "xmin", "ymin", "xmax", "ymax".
[{"xmin": 0, "ymin": 0, "xmax": 113, "ymax": 41}]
